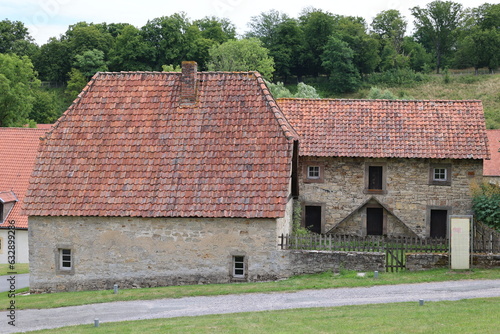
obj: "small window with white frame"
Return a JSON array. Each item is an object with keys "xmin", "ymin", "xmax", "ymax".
[
  {"xmin": 433, "ymin": 168, "xmax": 447, "ymax": 181},
  {"xmin": 233, "ymin": 256, "xmax": 245, "ymax": 278},
  {"xmin": 429, "ymin": 164, "xmax": 451, "ymax": 186},
  {"xmin": 307, "ymin": 166, "xmax": 320, "ymax": 179},
  {"xmin": 59, "ymin": 249, "xmax": 72, "ymax": 270}
]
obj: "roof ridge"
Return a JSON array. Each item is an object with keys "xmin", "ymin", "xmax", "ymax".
[
  {"xmin": 277, "ymin": 97, "xmax": 483, "ymax": 103},
  {"xmin": 255, "ymin": 73, "xmax": 299, "ymax": 141}
]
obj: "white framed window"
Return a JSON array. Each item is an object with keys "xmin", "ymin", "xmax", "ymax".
[
  {"xmin": 307, "ymin": 166, "xmax": 320, "ymax": 179},
  {"xmin": 429, "ymin": 164, "xmax": 451, "ymax": 186},
  {"xmin": 59, "ymin": 249, "xmax": 72, "ymax": 270},
  {"xmin": 233, "ymin": 256, "xmax": 245, "ymax": 278},
  {"xmin": 433, "ymin": 168, "xmax": 447, "ymax": 181}
]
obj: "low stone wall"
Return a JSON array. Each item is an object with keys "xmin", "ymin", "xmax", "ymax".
[
  {"xmin": 284, "ymin": 250, "xmax": 385, "ymax": 276},
  {"xmin": 472, "ymin": 254, "xmax": 500, "ymax": 268},
  {"xmin": 406, "ymin": 253, "xmax": 500, "ymax": 271}
]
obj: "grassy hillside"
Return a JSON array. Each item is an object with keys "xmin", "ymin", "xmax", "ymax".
[{"xmin": 313, "ymin": 73, "xmax": 500, "ymax": 129}]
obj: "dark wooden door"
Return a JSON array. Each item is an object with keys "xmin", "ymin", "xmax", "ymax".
[
  {"xmin": 367, "ymin": 208, "xmax": 384, "ymax": 235},
  {"xmin": 430, "ymin": 210, "xmax": 448, "ymax": 238},
  {"xmin": 305, "ymin": 206, "xmax": 322, "ymax": 234}
]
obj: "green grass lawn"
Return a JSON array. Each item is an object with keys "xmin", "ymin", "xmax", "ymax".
[
  {"xmin": 8, "ymin": 268, "xmax": 500, "ymax": 311},
  {"xmin": 27, "ymin": 297, "xmax": 500, "ymax": 333},
  {"xmin": 0, "ymin": 263, "xmax": 29, "ymax": 275}
]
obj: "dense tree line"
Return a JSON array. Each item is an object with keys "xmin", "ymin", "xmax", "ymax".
[{"xmin": 0, "ymin": 1, "xmax": 499, "ymax": 126}]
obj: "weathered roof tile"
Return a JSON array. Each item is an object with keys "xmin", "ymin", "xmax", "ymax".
[
  {"xmin": 278, "ymin": 98, "xmax": 489, "ymax": 159},
  {"xmin": 0, "ymin": 127, "xmax": 49, "ymax": 229},
  {"xmin": 24, "ymin": 71, "xmax": 296, "ymax": 218}
]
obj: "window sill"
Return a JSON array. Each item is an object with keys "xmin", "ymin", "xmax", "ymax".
[
  {"xmin": 363, "ymin": 189, "xmax": 387, "ymax": 195},
  {"xmin": 429, "ymin": 181, "xmax": 451, "ymax": 186}
]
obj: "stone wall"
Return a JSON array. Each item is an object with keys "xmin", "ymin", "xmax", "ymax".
[
  {"xmin": 406, "ymin": 253, "xmax": 500, "ymax": 271},
  {"xmin": 299, "ymin": 157, "xmax": 483, "ymax": 237},
  {"xmin": 29, "ymin": 214, "xmax": 292, "ymax": 293},
  {"xmin": 283, "ymin": 250, "xmax": 385, "ymax": 275}
]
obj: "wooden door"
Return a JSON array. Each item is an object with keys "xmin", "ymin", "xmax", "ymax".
[
  {"xmin": 367, "ymin": 207, "xmax": 384, "ymax": 235},
  {"xmin": 430, "ymin": 209, "xmax": 448, "ymax": 238},
  {"xmin": 305, "ymin": 206, "xmax": 322, "ymax": 234}
]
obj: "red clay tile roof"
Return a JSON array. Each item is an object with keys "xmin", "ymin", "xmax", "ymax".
[
  {"xmin": 24, "ymin": 71, "xmax": 297, "ymax": 219},
  {"xmin": 484, "ymin": 130, "xmax": 500, "ymax": 176},
  {"xmin": 0, "ymin": 127, "xmax": 49, "ymax": 229},
  {"xmin": 278, "ymin": 99, "xmax": 489, "ymax": 159}
]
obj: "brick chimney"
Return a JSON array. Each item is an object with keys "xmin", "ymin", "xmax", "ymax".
[{"xmin": 180, "ymin": 61, "xmax": 198, "ymax": 105}]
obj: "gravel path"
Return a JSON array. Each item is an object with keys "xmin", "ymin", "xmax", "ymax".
[{"xmin": 2, "ymin": 279, "xmax": 500, "ymax": 333}]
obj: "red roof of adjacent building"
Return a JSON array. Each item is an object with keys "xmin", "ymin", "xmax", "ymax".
[
  {"xmin": 24, "ymin": 68, "xmax": 297, "ymax": 219},
  {"xmin": 484, "ymin": 130, "xmax": 500, "ymax": 176},
  {"xmin": 0, "ymin": 127, "xmax": 49, "ymax": 229},
  {"xmin": 278, "ymin": 99, "xmax": 489, "ymax": 159}
]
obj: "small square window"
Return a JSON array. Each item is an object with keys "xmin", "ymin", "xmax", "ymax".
[
  {"xmin": 433, "ymin": 168, "xmax": 447, "ymax": 181},
  {"xmin": 233, "ymin": 256, "xmax": 245, "ymax": 278},
  {"xmin": 307, "ymin": 166, "xmax": 320, "ymax": 179},
  {"xmin": 60, "ymin": 249, "xmax": 72, "ymax": 270},
  {"xmin": 429, "ymin": 164, "xmax": 451, "ymax": 186}
]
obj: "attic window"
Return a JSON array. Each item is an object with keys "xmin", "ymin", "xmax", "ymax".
[
  {"xmin": 429, "ymin": 164, "xmax": 451, "ymax": 186},
  {"xmin": 308, "ymin": 166, "xmax": 320, "ymax": 179},
  {"xmin": 433, "ymin": 168, "xmax": 447, "ymax": 181},
  {"xmin": 303, "ymin": 163, "xmax": 324, "ymax": 183}
]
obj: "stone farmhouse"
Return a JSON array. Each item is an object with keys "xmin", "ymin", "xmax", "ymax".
[
  {"xmin": 24, "ymin": 62, "xmax": 490, "ymax": 292},
  {"xmin": 0, "ymin": 126, "xmax": 51, "ymax": 264},
  {"xmin": 278, "ymin": 98, "xmax": 490, "ymax": 238},
  {"xmin": 24, "ymin": 62, "xmax": 299, "ymax": 292}
]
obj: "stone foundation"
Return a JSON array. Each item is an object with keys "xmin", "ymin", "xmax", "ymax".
[
  {"xmin": 284, "ymin": 250, "xmax": 385, "ymax": 275},
  {"xmin": 406, "ymin": 253, "xmax": 500, "ymax": 271}
]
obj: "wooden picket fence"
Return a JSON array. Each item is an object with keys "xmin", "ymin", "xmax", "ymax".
[
  {"xmin": 278, "ymin": 233, "xmax": 449, "ymax": 272},
  {"xmin": 474, "ymin": 222, "xmax": 500, "ymax": 253}
]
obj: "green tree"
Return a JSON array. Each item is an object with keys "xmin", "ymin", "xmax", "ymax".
[
  {"xmin": 321, "ymin": 36, "xmax": 361, "ymax": 93},
  {"xmin": 108, "ymin": 25, "xmax": 153, "ymax": 71},
  {"xmin": 401, "ymin": 37, "xmax": 433, "ymax": 72},
  {"xmin": 471, "ymin": 182, "xmax": 500, "ymax": 230},
  {"xmin": 141, "ymin": 13, "xmax": 192, "ymax": 70},
  {"xmin": 333, "ymin": 16, "xmax": 380, "ymax": 74},
  {"xmin": 32, "ymin": 37, "xmax": 72, "ymax": 82},
  {"xmin": 0, "ymin": 19, "xmax": 36, "ymax": 56},
  {"xmin": 460, "ymin": 3, "xmax": 500, "ymax": 73},
  {"xmin": 30, "ymin": 89, "xmax": 63, "ymax": 124},
  {"xmin": 65, "ymin": 68, "xmax": 88, "ymax": 102},
  {"xmin": 299, "ymin": 8, "xmax": 336, "ymax": 76},
  {"xmin": 0, "ymin": 54, "xmax": 40, "ymax": 127},
  {"xmin": 371, "ymin": 10, "xmax": 407, "ymax": 53},
  {"xmin": 411, "ymin": 1, "xmax": 464, "ymax": 73},
  {"xmin": 74, "ymin": 49, "xmax": 108, "ymax": 79},
  {"xmin": 207, "ymin": 38, "xmax": 275, "ymax": 79},
  {"xmin": 272, "ymin": 18, "xmax": 304, "ymax": 81},
  {"xmin": 194, "ymin": 17, "xmax": 236, "ymax": 44},
  {"xmin": 63, "ymin": 22, "xmax": 114, "ymax": 59}
]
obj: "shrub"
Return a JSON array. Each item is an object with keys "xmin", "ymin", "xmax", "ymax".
[
  {"xmin": 365, "ymin": 68, "xmax": 429, "ymax": 87},
  {"xmin": 471, "ymin": 181, "xmax": 500, "ymax": 230}
]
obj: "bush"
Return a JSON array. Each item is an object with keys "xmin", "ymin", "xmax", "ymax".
[
  {"xmin": 365, "ymin": 68, "xmax": 429, "ymax": 87},
  {"xmin": 471, "ymin": 182, "xmax": 500, "ymax": 230}
]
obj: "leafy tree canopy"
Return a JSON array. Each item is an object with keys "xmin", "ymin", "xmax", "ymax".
[
  {"xmin": 411, "ymin": 1, "xmax": 465, "ymax": 73},
  {"xmin": 0, "ymin": 53, "xmax": 40, "ymax": 127},
  {"xmin": 207, "ymin": 38, "xmax": 275, "ymax": 79}
]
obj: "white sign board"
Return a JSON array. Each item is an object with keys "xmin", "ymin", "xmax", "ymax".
[{"xmin": 450, "ymin": 216, "xmax": 472, "ymax": 270}]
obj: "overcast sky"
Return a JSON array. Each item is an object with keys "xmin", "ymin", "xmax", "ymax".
[{"xmin": 1, "ymin": 0, "xmax": 491, "ymax": 45}]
